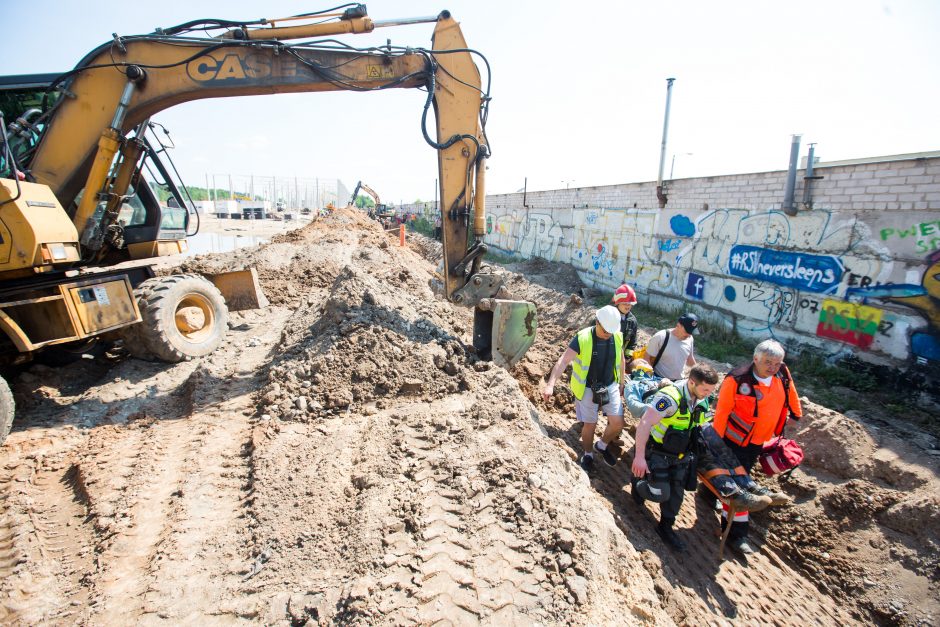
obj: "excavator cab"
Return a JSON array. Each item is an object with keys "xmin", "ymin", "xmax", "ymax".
[{"xmin": 1, "ymin": 75, "xmax": 194, "ymax": 263}]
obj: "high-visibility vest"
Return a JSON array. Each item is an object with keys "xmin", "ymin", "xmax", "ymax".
[
  {"xmin": 570, "ymin": 327, "xmax": 623, "ymax": 400},
  {"xmin": 720, "ymin": 363, "xmax": 793, "ymax": 447},
  {"xmin": 650, "ymin": 384, "xmax": 708, "ymax": 444}
]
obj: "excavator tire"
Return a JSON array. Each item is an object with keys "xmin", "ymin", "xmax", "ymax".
[
  {"xmin": 135, "ymin": 274, "xmax": 228, "ymax": 363},
  {"xmin": 0, "ymin": 375, "xmax": 14, "ymax": 446},
  {"xmin": 117, "ymin": 280, "xmax": 157, "ymax": 360}
]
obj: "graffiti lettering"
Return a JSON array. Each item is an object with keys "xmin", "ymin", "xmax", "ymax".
[
  {"xmin": 798, "ymin": 298, "xmax": 820, "ymax": 314},
  {"xmin": 880, "ymin": 221, "xmax": 939, "ymax": 241},
  {"xmin": 878, "ymin": 319, "xmax": 894, "ymax": 336},
  {"xmin": 915, "ymin": 237, "xmax": 940, "ymax": 254},
  {"xmin": 658, "ymin": 239, "xmax": 681, "ymax": 252},
  {"xmin": 880, "ymin": 221, "xmax": 940, "ymax": 253},
  {"xmin": 846, "ymin": 273, "xmax": 874, "ymax": 288},
  {"xmin": 728, "ymin": 245, "xmax": 843, "ymax": 293}
]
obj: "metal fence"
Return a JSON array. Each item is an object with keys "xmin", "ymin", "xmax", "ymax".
[{"xmin": 202, "ymin": 174, "xmax": 349, "ymax": 211}]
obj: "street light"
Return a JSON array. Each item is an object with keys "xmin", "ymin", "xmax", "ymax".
[
  {"xmin": 561, "ymin": 179, "xmax": 575, "ymax": 190},
  {"xmin": 669, "ymin": 153, "xmax": 693, "ymax": 179}
]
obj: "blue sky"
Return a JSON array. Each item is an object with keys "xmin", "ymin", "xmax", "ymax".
[{"xmin": 2, "ymin": 0, "xmax": 938, "ymax": 205}]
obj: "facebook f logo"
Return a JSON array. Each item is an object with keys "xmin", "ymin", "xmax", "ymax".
[{"xmin": 686, "ymin": 272, "xmax": 705, "ymax": 300}]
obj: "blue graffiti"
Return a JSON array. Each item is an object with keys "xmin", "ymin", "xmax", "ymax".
[
  {"xmin": 585, "ymin": 213, "xmax": 598, "ymax": 225},
  {"xmin": 686, "ymin": 273, "xmax": 705, "ymax": 300},
  {"xmin": 670, "ymin": 215, "xmax": 695, "ymax": 237},
  {"xmin": 728, "ymin": 245, "xmax": 844, "ymax": 294},
  {"xmin": 724, "ymin": 285, "xmax": 737, "ymax": 302},
  {"xmin": 658, "ymin": 238, "xmax": 681, "ymax": 252}
]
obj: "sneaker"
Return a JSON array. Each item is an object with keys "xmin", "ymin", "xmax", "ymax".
[
  {"xmin": 656, "ymin": 524, "xmax": 687, "ymax": 552},
  {"xmin": 579, "ymin": 453, "xmax": 595, "ymax": 472},
  {"xmin": 593, "ymin": 441, "xmax": 618, "ymax": 467},
  {"xmin": 728, "ymin": 490, "xmax": 772, "ymax": 512},
  {"xmin": 727, "ymin": 536, "xmax": 757, "ymax": 556},
  {"xmin": 748, "ymin": 484, "xmax": 791, "ymax": 506}
]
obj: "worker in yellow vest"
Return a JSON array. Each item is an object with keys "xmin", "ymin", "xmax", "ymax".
[
  {"xmin": 543, "ymin": 306, "xmax": 626, "ymax": 472},
  {"xmin": 631, "ymin": 363, "xmax": 718, "ymax": 551}
]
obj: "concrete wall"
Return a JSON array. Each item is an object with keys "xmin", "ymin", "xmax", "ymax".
[{"xmin": 480, "ymin": 152, "xmax": 940, "ymax": 367}]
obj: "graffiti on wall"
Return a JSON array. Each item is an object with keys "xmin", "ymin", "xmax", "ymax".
[
  {"xmin": 816, "ymin": 298, "xmax": 883, "ymax": 349},
  {"xmin": 846, "ymin": 250, "xmax": 940, "ymax": 361},
  {"xmin": 728, "ymin": 245, "xmax": 844, "ymax": 294},
  {"xmin": 484, "ymin": 199, "xmax": 936, "ymax": 363},
  {"xmin": 879, "ymin": 219, "xmax": 940, "ymax": 254},
  {"xmin": 486, "ymin": 211, "xmax": 563, "ymax": 261}
]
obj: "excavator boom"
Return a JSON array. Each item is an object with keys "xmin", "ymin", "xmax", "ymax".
[{"xmin": 9, "ymin": 6, "xmax": 536, "ymax": 367}]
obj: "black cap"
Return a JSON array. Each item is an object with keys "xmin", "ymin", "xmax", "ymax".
[{"xmin": 678, "ymin": 313, "xmax": 699, "ymax": 335}]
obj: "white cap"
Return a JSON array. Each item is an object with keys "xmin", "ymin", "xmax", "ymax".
[{"xmin": 596, "ymin": 305, "xmax": 620, "ymax": 334}]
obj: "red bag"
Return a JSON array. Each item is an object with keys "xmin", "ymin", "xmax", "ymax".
[{"xmin": 759, "ymin": 437, "xmax": 804, "ymax": 476}]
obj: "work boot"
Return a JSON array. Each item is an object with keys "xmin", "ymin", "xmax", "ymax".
[
  {"xmin": 656, "ymin": 523, "xmax": 687, "ymax": 552},
  {"xmin": 727, "ymin": 536, "xmax": 757, "ymax": 556},
  {"xmin": 579, "ymin": 453, "xmax": 595, "ymax": 472},
  {"xmin": 593, "ymin": 441, "xmax": 619, "ymax": 467},
  {"xmin": 748, "ymin": 484, "xmax": 791, "ymax": 506},
  {"xmin": 728, "ymin": 490, "xmax": 772, "ymax": 512}
]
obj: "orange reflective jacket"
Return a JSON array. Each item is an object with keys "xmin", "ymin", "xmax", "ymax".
[{"xmin": 713, "ymin": 363, "xmax": 801, "ymax": 446}]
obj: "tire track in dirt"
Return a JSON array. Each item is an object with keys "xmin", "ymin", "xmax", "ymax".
[
  {"xmin": 133, "ymin": 309, "xmax": 294, "ymax": 623},
  {"xmin": 69, "ymin": 309, "xmax": 290, "ymax": 623},
  {"xmin": 371, "ymin": 399, "xmax": 547, "ymax": 624},
  {"xmin": 76, "ymin": 416, "xmax": 192, "ymax": 623},
  {"xmin": 0, "ymin": 449, "xmax": 95, "ymax": 624}
]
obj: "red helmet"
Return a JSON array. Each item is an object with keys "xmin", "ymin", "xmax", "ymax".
[{"xmin": 613, "ymin": 284, "xmax": 637, "ymax": 305}]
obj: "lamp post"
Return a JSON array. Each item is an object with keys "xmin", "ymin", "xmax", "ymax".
[
  {"xmin": 669, "ymin": 152, "xmax": 693, "ymax": 180},
  {"xmin": 561, "ymin": 179, "xmax": 575, "ymax": 190}
]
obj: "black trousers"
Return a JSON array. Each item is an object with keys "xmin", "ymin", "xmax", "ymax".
[{"xmin": 635, "ymin": 450, "xmax": 690, "ymax": 526}]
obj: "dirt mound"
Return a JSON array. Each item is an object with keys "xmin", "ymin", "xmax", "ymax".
[{"xmin": 240, "ymin": 225, "xmax": 670, "ymax": 624}]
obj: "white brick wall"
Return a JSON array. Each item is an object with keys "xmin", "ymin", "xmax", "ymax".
[{"xmin": 470, "ymin": 154, "xmax": 940, "ymax": 368}]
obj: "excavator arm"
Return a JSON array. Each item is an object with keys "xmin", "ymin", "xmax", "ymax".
[
  {"xmin": 350, "ymin": 181, "xmax": 386, "ymax": 213},
  {"xmin": 20, "ymin": 6, "xmax": 536, "ymax": 366}
]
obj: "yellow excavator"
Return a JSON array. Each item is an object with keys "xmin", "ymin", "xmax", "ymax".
[
  {"xmin": 350, "ymin": 181, "xmax": 389, "ymax": 215},
  {"xmin": 0, "ymin": 5, "xmax": 536, "ymax": 443},
  {"xmin": 350, "ymin": 180, "xmax": 395, "ymax": 225}
]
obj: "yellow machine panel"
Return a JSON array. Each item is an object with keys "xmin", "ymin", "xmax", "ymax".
[
  {"xmin": 0, "ymin": 180, "xmax": 81, "ymax": 277},
  {"xmin": 127, "ymin": 239, "xmax": 188, "ymax": 260},
  {"xmin": 66, "ymin": 278, "xmax": 139, "ymax": 334}
]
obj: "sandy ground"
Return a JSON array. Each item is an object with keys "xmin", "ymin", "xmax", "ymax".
[{"xmin": 0, "ymin": 208, "xmax": 936, "ymax": 625}]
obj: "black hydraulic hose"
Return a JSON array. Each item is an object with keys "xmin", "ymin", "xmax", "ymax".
[
  {"xmin": 0, "ymin": 114, "xmax": 23, "ymax": 208},
  {"xmin": 290, "ymin": 3, "xmax": 361, "ymax": 18}
]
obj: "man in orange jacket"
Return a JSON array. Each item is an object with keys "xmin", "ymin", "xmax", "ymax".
[{"xmin": 712, "ymin": 339, "xmax": 802, "ymax": 555}]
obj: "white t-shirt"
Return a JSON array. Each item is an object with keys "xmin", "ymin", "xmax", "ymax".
[{"xmin": 645, "ymin": 329, "xmax": 694, "ymax": 380}]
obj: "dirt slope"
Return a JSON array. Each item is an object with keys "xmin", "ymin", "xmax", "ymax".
[{"xmin": 0, "ymin": 209, "xmax": 935, "ymax": 625}]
